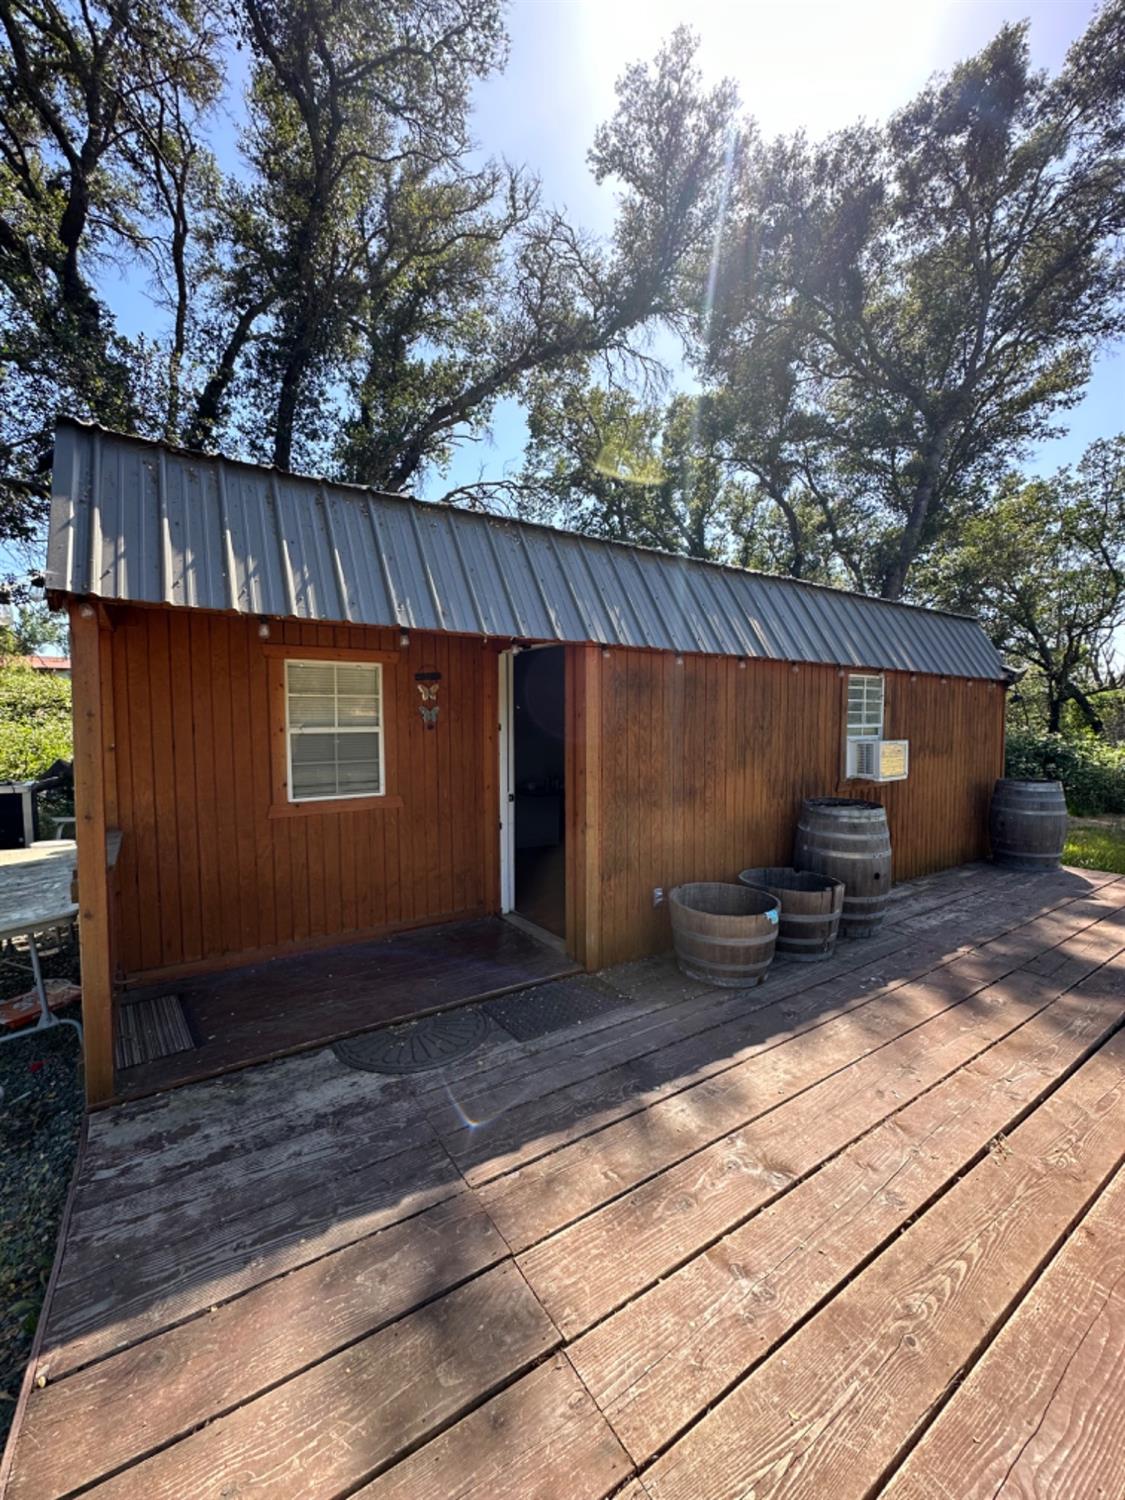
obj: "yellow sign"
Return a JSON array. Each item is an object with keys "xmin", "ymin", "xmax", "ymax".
[{"xmin": 879, "ymin": 740, "xmax": 909, "ymax": 779}]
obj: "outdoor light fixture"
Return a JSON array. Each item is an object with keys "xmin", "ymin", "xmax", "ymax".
[
  {"xmin": 399, "ymin": 630, "xmax": 410, "ymax": 649},
  {"xmin": 738, "ymin": 657, "xmax": 747, "ymax": 669},
  {"xmin": 415, "ymin": 670, "xmax": 442, "ymax": 729},
  {"xmin": 257, "ymin": 618, "xmax": 271, "ymax": 639},
  {"xmin": 675, "ymin": 654, "xmax": 684, "ymax": 666},
  {"xmin": 78, "ymin": 602, "xmax": 95, "ymax": 619},
  {"xmin": 601, "ymin": 647, "xmax": 611, "ymax": 658}
]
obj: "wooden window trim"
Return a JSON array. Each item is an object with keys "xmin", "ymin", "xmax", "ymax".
[{"xmin": 266, "ymin": 646, "xmax": 403, "ymax": 818}]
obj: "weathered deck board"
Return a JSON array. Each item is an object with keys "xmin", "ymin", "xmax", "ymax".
[
  {"xmin": 568, "ymin": 975, "xmax": 1125, "ymax": 1462},
  {"xmin": 85, "ymin": 1262, "xmax": 557, "ymax": 1499},
  {"xmin": 517, "ymin": 934, "xmax": 1125, "ymax": 1338},
  {"xmin": 490, "ymin": 901, "xmax": 1125, "ymax": 1260},
  {"xmin": 354, "ymin": 1357, "xmax": 631, "ymax": 1500},
  {"xmin": 641, "ymin": 1027, "xmax": 1125, "ymax": 1500},
  {"xmin": 879, "ymin": 1162, "xmax": 1125, "ymax": 1500},
  {"xmin": 8, "ymin": 1196, "xmax": 508, "ymax": 1499},
  {"xmin": 4, "ymin": 864, "xmax": 1124, "ymax": 1500},
  {"xmin": 43, "ymin": 1134, "xmax": 465, "ymax": 1376}
]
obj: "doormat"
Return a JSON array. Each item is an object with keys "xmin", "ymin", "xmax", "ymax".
[
  {"xmin": 333, "ymin": 1006, "xmax": 492, "ymax": 1075},
  {"xmin": 115, "ymin": 993, "xmax": 195, "ymax": 1070},
  {"xmin": 481, "ymin": 975, "xmax": 626, "ymax": 1042}
]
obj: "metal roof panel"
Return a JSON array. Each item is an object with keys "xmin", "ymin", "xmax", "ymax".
[{"xmin": 46, "ymin": 421, "xmax": 1006, "ymax": 681}]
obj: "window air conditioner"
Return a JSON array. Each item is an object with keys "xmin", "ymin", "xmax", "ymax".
[{"xmin": 847, "ymin": 738, "xmax": 909, "ymax": 782}]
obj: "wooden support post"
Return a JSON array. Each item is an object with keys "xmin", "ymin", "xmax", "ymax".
[
  {"xmin": 70, "ymin": 601, "xmax": 115, "ymax": 1104},
  {"xmin": 576, "ymin": 644, "xmax": 603, "ymax": 972}
]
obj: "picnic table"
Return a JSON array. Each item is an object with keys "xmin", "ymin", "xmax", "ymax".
[{"xmin": 0, "ymin": 840, "xmax": 83, "ymax": 1046}]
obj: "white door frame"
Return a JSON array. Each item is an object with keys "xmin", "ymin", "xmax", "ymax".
[{"xmin": 498, "ymin": 649, "xmax": 515, "ymax": 913}]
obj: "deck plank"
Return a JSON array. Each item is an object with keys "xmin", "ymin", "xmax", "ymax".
[
  {"xmin": 489, "ymin": 901, "xmax": 1125, "ymax": 1262},
  {"xmin": 517, "ymin": 946, "xmax": 1125, "ymax": 1339},
  {"xmin": 354, "ymin": 1356, "xmax": 632, "ymax": 1500},
  {"xmin": 4, "ymin": 863, "xmax": 1124, "ymax": 1500},
  {"xmin": 568, "ymin": 976, "xmax": 1125, "ymax": 1462},
  {"xmin": 42, "ymin": 1136, "xmax": 464, "ymax": 1376},
  {"xmin": 641, "ymin": 1027, "xmax": 1125, "ymax": 1500},
  {"xmin": 879, "ymin": 1163, "xmax": 1125, "ymax": 1500},
  {"xmin": 84, "ymin": 1262, "xmax": 558, "ymax": 1500},
  {"xmin": 9, "ymin": 1196, "xmax": 508, "ymax": 1500}
]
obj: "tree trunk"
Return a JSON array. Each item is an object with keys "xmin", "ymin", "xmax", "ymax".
[
  {"xmin": 881, "ymin": 425, "xmax": 955, "ymax": 601},
  {"xmin": 1047, "ymin": 692, "xmax": 1063, "ymax": 734},
  {"xmin": 185, "ymin": 296, "xmax": 272, "ymax": 450},
  {"xmin": 1065, "ymin": 683, "xmax": 1105, "ymax": 735},
  {"xmin": 272, "ymin": 342, "xmax": 313, "ymax": 470}
]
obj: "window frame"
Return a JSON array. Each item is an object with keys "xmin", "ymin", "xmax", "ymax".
[
  {"xmin": 264, "ymin": 644, "xmax": 402, "ymax": 818},
  {"xmin": 285, "ymin": 657, "xmax": 386, "ymax": 805},
  {"xmin": 846, "ymin": 673, "xmax": 885, "ymax": 741}
]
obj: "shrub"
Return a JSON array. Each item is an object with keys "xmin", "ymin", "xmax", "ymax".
[
  {"xmin": 1005, "ymin": 728, "xmax": 1125, "ymax": 816},
  {"xmin": 0, "ymin": 661, "xmax": 73, "ymax": 782}
]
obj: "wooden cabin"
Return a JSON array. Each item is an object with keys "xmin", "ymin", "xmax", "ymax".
[{"xmin": 46, "ymin": 419, "xmax": 1008, "ymax": 1103}]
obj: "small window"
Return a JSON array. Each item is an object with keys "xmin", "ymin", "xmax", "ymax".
[
  {"xmin": 285, "ymin": 659, "xmax": 383, "ymax": 801},
  {"xmin": 847, "ymin": 674, "xmax": 884, "ymax": 739}
]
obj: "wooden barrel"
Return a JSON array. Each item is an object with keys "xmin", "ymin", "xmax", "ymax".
[
  {"xmin": 738, "ymin": 867, "xmax": 844, "ymax": 962},
  {"xmin": 794, "ymin": 797, "xmax": 892, "ymax": 939},
  {"xmin": 668, "ymin": 882, "xmax": 780, "ymax": 988},
  {"xmin": 989, "ymin": 779, "xmax": 1068, "ymax": 871}
]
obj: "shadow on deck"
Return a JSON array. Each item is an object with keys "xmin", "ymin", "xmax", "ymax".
[
  {"xmin": 4, "ymin": 861, "xmax": 1125, "ymax": 1500},
  {"xmin": 116, "ymin": 915, "xmax": 578, "ymax": 1098}
]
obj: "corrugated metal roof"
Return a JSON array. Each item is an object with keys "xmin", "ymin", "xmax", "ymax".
[{"xmin": 46, "ymin": 419, "xmax": 1006, "ymax": 680}]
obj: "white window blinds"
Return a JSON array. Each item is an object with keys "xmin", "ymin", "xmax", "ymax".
[
  {"xmin": 285, "ymin": 659, "xmax": 383, "ymax": 801},
  {"xmin": 847, "ymin": 674, "xmax": 884, "ymax": 739}
]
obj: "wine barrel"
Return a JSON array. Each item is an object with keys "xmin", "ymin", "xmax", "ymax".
[
  {"xmin": 794, "ymin": 797, "xmax": 892, "ymax": 939},
  {"xmin": 738, "ymin": 867, "xmax": 844, "ymax": 962},
  {"xmin": 668, "ymin": 882, "xmax": 780, "ymax": 987},
  {"xmin": 989, "ymin": 779, "xmax": 1068, "ymax": 871}
]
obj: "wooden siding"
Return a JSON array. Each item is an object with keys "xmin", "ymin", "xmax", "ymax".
[
  {"xmin": 571, "ymin": 648, "xmax": 1006, "ymax": 969},
  {"xmin": 103, "ymin": 608, "xmax": 499, "ymax": 980}
]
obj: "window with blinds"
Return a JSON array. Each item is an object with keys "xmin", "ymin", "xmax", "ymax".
[
  {"xmin": 847, "ymin": 674, "xmax": 885, "ymax": 739},
  {"xmin": 285, "ymin": 659, "xmax": 383, "ymax": 801}
]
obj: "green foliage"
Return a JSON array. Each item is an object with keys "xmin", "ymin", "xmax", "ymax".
[
  {"xmin": 701, "ymin": 7, "xmax": 1125, "ymax": 598},
  {"xmin": 0, "ymin": 660, "xmax": 72, "ymax": 781},
  {"xmin": 1065, "ymin": 818, "xmax": 1125, "ymax": 875},
  {"xmin": 1004, "ymin": 728, "xmax": 1125, "ymax": 816},
  {"xmin": 922, "ymin": 439, "xmax": 1125, "ymax": 732},
  {"xmin": 1, "ymin": 1, "xmax": 739, "ymax": 536},
  {"xmin": 0, "ymin": 604, "xmax": 68, "ymax": 656}
]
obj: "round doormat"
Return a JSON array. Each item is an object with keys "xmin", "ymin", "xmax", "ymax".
[{"xmin": 332, "ymin": 1006, "xmax": 491, "ymax": 1075}]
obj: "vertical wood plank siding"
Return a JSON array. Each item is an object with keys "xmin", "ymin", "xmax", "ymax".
[
  {"xmin": 102, "ymin": 613, "xmax": 1003, "ymax": 983},
  {"xmin": 573, "ymin": 650, "xmax": 1005, "ymax": 970},
  {"xmin": 108, "ymin": 609, "xmax": 500, "ymax": 980}
]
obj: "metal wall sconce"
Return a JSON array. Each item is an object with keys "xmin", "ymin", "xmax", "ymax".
[{"xmin": 415, "ymin": 670, "xmax": 442, "ymax": 729}]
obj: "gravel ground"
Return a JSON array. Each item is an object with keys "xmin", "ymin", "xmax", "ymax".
[{"xmin": 0, "ymin": 1025, "xmax": 84, "ymax": 1448}]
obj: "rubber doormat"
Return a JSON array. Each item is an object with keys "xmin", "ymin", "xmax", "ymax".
[
  {"xmin": 481, "ymin": 975, "xmax": 626, "ymax": 1042},
  {"xmin": 333, "ymin": 1006, "xmax": 492, "ymax": 1074}
]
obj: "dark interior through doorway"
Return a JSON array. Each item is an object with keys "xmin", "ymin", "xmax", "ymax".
[{"xmin": 513, "ymin": 646, "xmax": 566, "ymax": 940}]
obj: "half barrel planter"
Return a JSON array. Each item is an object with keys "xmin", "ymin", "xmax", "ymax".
[
  {"xmin": 989, "ymin": 778, "xmax": 1068, "ymax": 871},
  {"xmin": 795, "ymin": 797, "xmax": 892, "ymax": 939},
  {"xmin": 738, "ymin": 867, "xmax": 845, "ymax": 962},
  {"xmin": 668, "ymin": 882, "xmax": 780, "ymax": 988}
]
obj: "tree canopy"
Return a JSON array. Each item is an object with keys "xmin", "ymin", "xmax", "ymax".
[
  {"xmin": 0, "ymin": 2, "xmax": 737, "ymax": 586},
  {"xmin": 920, "ymin": 437, "xmax": 1125, "ymax": 733}
]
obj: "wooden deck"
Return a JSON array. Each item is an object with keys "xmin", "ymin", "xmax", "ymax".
[
  {"xmin": 116, "ymin": 916, "xmax": 578, "ymax": 1097},
  {"xmin": 5, "ymin": 861, "xmax": 1125, "ymax": 1499}
]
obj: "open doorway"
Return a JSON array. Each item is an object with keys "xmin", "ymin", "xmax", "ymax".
[{"xmin": 505, "ymin": 646, "xmax": 566, "ymax": 941}]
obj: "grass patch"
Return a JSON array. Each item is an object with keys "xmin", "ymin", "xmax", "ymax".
[{"xmin": 1065, "ymin": 816, "xmax": 1125, "ymax": 875}]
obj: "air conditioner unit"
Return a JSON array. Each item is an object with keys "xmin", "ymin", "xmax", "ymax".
[{"xmin": 847, "ymin": 737, "xmax": 909, "ymax": 782}]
